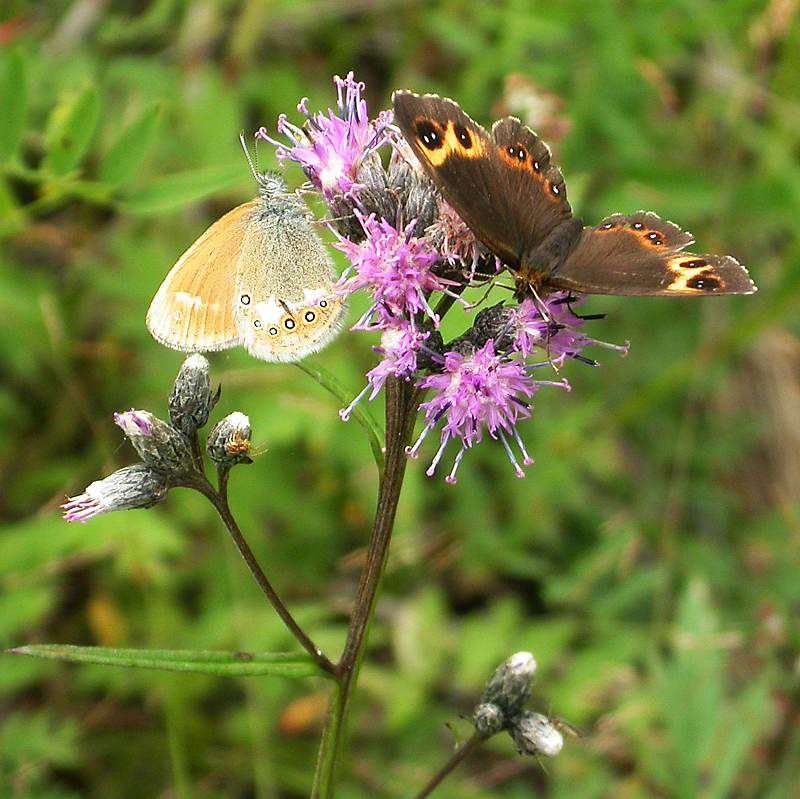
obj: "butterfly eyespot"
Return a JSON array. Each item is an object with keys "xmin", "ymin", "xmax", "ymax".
[
  {"xmin": 253, "ymin": 319, "xmax": 262, "ymax": 329},
  {"xmin": 319, "ymin": 300, "xmax": 328, "ymax": 308},
  {"xmin": 174, "ymin": 311, "xmax": 182, "ymax": 321},
  {"xmin": 415, "ymin": 120, "xmax": 443, "ymax": 150},
  {"xmin": 240, "ymin": 294, "xmax": 251, "ymax": 305},
  {"xmin": 551, "ymin": 184, "xmax": 560, "ymax": 195},
  {"xmin": 600, "ymin": 222, "xmax": 615, "ymax": 230},
  {"xmin": 686, "ymin": 274, "xmax": 721, "ymax": 290},
  {"xmin": 633, "ymin": 222, "xmax": 644, "ymax": 230},
  {"xmin": 685, "ymin": 259, "xmax": 706, "ymax": 269},
  {"xmin": 455, "ymin": 124, "xmax": 472, "ymax": 148},
  {"xmin": 533, "ymin": 160, "xmax": 540, "ymax": 171},
  {"xmin": 284, "ymin": 318, "xmax": 296, "ymax": 330},
  {"xmin": 516, "ymin": 147, "xmax": 526, "ymax": 161},
  {"xmin": 304, "ymin": 310, "xmax": 316, "ymax": 322},
  {"xmin": 269, "ymin": 326, "xmax": 278, "ymax": 336}
]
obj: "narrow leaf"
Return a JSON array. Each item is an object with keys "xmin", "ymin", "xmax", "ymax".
[
  {"xmin": 121, "ymin": 163, "xmax": 244, "ymax": 215},
  {"xmin": 0, "ymin": 50, "xmax": 27, "ymax": 163},
  {"xmin": 295, "ymin": 360, "xmax": 384, "ymax": 470},
  {"xmin": 44, "ymin": 86, "xmax": 100, "ymax": 176},
  {"xmin": 99, "ymin": 103, "xmax": 160, "ymax": 186},
  {"xmin": 5, "ymin": 644, "xmax": 329, "ymax": 679}
]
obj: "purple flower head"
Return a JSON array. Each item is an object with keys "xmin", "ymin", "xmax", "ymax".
[
  {"xmin": 256, "ymin": 72, "xmax": 392, "ymax": 199},
  {"xmin": 408, "ymin": 341, "xmax": 570, "ymax": 483},
  {"xmin": 340, "ymin": 320, "xmax": 429, "ymax": 421},
  {"xmin": 512, "ymin": 295, "xmax": 629, "ymax": 362},
  {"xmin": 114, "ymin": 409, "xmax": 153, "ymax": 437},
  {"xmin": 426, "ymin": 200, "xmax": 500, "ymax": 278},
  {"xmin": 336, "ymin": 211, "xmax": 452, "ymax": 327},
  {"xmin": 62, "ymin": 464, "xmax": 169, "ymax": 523}
]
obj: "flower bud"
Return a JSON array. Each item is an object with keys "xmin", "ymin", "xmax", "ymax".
[
  {"xmin": 509, "ymin": 711, "xmax": 563, "ymax": 758},
  {"xmin": 62, "ymin": 464, "xmax": 169, "ymax": 522},
  {"xmin": 472, "ymin": 702, "xmax": 506, "ymax": 738},
  {"xmin": 114, "ymin": 410, "xmax": 194, "ymax": 475},
  {"xmin": 206, "ymin": 412, "xmax": 252, "ymax": 467},
  {"xmin": 169, "ymin": 354, "xmax": 219, "ymax": 435},
  {"xmin": 481, "ymin": 651, "xmax": 537, "ymax": 716}
]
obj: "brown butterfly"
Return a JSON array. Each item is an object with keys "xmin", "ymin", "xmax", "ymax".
[{"xmin": 392, "ymin": 92, "xmax": 756, "ymax": 298}]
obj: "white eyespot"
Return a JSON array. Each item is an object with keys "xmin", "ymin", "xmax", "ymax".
[
  {"xmin": 240, "ymin": 294, "xmax": 251, "ymax": 305},
  {"xmin": 533, "ymin": 160, "xmax": 540, "ymax": 171},
  {"xmin": 601, "ymin": 222, "xmax": 614, "ymax": 229},
  {"xmin": 174, "ymin": 311, "xmax": 182, "ymax": 321},
  {"xmin": 633, "ymin": 222, "xmax": 644, "ymax": 230},
  {"xmin": 319, "ymin": 300, "xmax": 328, "ymax": 308},
  {"xmin": 269, "ymin": 326, "xmax": 278, "ymax": 336},
  {"xmin": 305, "ymin": 310, "xmax": 316, "ymax": 323},
  {"xmin": 253, "ymin": 319, "xmax": 262, "ymax": 328},
  {"xmin": 551, "ymin": 185, "xmax": 560, "ymax": 195},
  {"xmin": 285, "ymin": 318, "xmax": 296, "ymax": 330}
]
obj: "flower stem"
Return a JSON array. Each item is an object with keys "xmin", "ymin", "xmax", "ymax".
[
  {"xmin": 312, "ymin": 377, "xmax": 420, "ymax": 798},
  {"xmin": 186, "ymin": 475, "xmax": 336, "ymax": 677},
  {"xmin": 412, "ymin": 732, "xmax": 483, "ymax": 799}
]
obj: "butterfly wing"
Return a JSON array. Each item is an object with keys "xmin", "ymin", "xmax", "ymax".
[
  {"xmin": 146, "ymin": 201, "xmax": 257, "ymax": 352},
  {"xmin": 392, "ymin": 92, "xmax": 572, "ymax": 267},
  {"xmin": 548, "ymin": 212, "xmax": 756, "ymax": 295},
  {"xmin": 233, "ymin": 210, "xmax": 347, "ymax": 363}
]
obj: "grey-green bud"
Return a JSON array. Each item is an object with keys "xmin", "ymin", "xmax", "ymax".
[
  {"xmin": 62, "ymin": 464, "xmax": 169, "ymax": 522},
  {"xmin": 481, "ymin": 651, "xmax": 537, "ymax": 717},
  {"xmin": 509, "ymin": 711, "xmax": 563, "ymax": 758},
  {"xmin": 472, "ymin": 702, "xmax": 506, "ymax": 738},
  {"xmin": 114, "ymin": 410, "xmax": 194, "ymax": 476},
  {"xmin": 169, "ymin": 354, "xmax": 219, "ymax": 436},
  {"xmin": 207, "ymin": 412, "xmax": 252, "ymax": 467}
]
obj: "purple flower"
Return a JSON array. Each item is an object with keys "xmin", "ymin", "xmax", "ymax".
[
  {"xmin": 336, "ymin": 211, "xmax": 451, "ymax": 326},
  {"xmin": 511, "ymin": 295, "xmax": 586, "ymax": 359},
  {"xmin": 408, "ymin": 341, "xmax": 569, "ymax": 483},
  {"xmin": 256, "ymin": 71, "xmax": 392, "ymax": 199},
  {"xmin": 62, "ymin": 464, "xmax": 169, "ymax": 522},
  {"xmin": 340, "ymin": 321, "xmax": 429, "ymax": 421}
]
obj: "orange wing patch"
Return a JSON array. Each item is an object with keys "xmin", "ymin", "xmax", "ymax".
[
  {"xmin": 412, "ymin": 117, "xmax": 486, "ymax": 167},
  {"xmin": 596, "ymin": 219, "xmax": 672, "ymax": 251},
  {"xmin": 665, "ymin": 256, "xmax": 724, "ymax": 293}
]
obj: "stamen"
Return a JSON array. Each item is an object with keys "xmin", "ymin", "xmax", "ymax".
[
  {"xmin": 445, "ymin": 446, "xmax": 467, "ymax": 484},
  {"xmin": 339, "ymin": 384, "xmax": 371, "ymax": 421},
  {"xmin": 499, "ymin": 430, "xmax": 525, "ymax": 478},
  {"xmin": 426, "ymin": 434, "xmax": 451, "ymax": 476},
  {"xmin": 534, "ymin": 378, "xmax": 571, "ymax": 392},
  {"xmin": 513, "ymin": 427, "xmax": 534, "ymax": 466},
  {"xmin": 583, "ymin": 337, "xmax": 630, "ymax": 355}
]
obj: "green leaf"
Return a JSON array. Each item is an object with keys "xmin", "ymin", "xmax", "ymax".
[
  {"xmin": 295, "ymin": 360, "xmax": 384, "ymax": 470},
  {"xmin": 0, "ymin": 50, "xmax": 27, "ymax": 163},
  {"xmin": 98, "ymin": 103, "xmax": 160, "ymax": 186},
  {"xmin": 5, "ymin": 644, "xmax": 330, "ymax": 679},
  {"xmin": 44, "ymin": 85, "xmax": 100, "ymax": 176},
  {"xmin": 121, "ymin": 162, "xmax": 244, "ymax": 215}
]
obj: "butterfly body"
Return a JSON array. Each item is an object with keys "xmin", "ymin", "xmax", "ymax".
[
  {"xmin": 392, "ymin": 91, "xmax": 756, "ymax": 298},
  {"xmin": 147, "ymin": 173, "xmax": 346, "ymax": 363}
]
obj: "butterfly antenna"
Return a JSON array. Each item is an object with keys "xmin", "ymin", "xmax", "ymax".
[{"xmin": 239, "ymin": 131, "xmax": 261, "ymax": 184}]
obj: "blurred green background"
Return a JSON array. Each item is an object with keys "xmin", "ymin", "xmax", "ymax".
[{"xmin": 1, "ymin": 1, "xmax": 799, "ymax": 797}]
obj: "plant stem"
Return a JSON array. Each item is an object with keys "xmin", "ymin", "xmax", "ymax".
[
  {"xmin": 312, "ymin": 377, "xmax": 420, "ymax": 798},
  {"xmin": 187, "ymin": 475, "xmax": 336, "ymax": 677},
  {"xmin": 412, "ymin": 733, "xmax": 483, "ymax": 799}
]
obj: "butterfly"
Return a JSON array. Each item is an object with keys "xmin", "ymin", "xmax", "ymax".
[
  {"xmin": 147, "ymin": 140, "xmax": 346, "ymax": 363},
  {"xmin": 392, "ymin": 91, "xmax": 756, "ymax": 298}
]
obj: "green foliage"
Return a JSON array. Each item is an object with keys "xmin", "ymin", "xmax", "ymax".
[{"xmin": 1, "ymin": 1, "xmax": 798, "ymax": 798}]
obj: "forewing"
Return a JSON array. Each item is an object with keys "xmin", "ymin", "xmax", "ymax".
[
  {"xmin": 146, "ymin": 201, "xmax": 257, "ymax": 351},
  {"xmin": 393, "ymin": 91, "xmax": 525, "ymax": 267}
]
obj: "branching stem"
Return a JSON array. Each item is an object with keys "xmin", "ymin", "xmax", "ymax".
[{"xmin": 183, "ymin": 473, "xmax": 336, "ymax": 677}]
